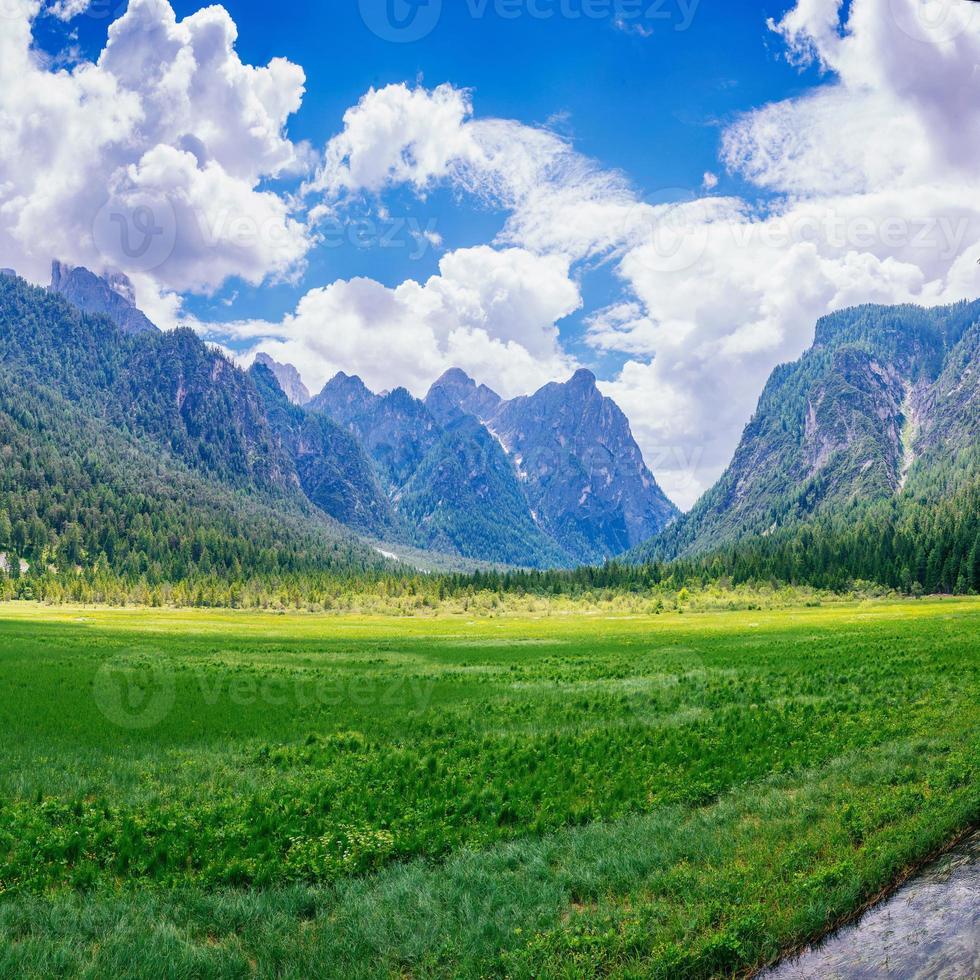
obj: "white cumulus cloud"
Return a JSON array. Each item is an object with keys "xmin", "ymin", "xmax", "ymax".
[
  {"xmin": 213, "ymin": 246, "xmax": 582, "ymax": 399},
  {"xmin": 0, "ymin": 0, "xmax": 312, "ymax": 309}
]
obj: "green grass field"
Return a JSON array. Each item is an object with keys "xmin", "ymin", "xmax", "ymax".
[{"xmin": 0, "ymin": 599, "xmax": 977, "ymax": 978}]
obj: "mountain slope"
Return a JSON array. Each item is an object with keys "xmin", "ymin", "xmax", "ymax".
[
  {"xmin": 424, "ymin": 368, "xmax": 502, "ymax": 425},
  {"xmin": 486, "ymin": 369, "xmax": 679, "ymax": 564},
  {"xmin": 0, "ymin": 368, "xmax": 379, "ymax": 582},
  {"xmin": 629, "ymin": 300, "xmax": 980, "ymax": 563},
  {"xmin": 49, "ymin": 261, "xmax": 158, "ymax": 336},
  {"xmin": 253, "ymin": 353, "xmax": 310, "ymax": 405},
  {"xmin": 309, "ymin": 376, "xmax": 567, "ymax": 566},
  {"xmin": 249, "ymin": 362, "xmax": 394, "ymax": 535},
  {"xmin": 0, "ymin": 272, "xmax": 384, "ymax": 578},
  {"xmin": 396, "ymin": 415, "xmax": 570, "ymax": 567}
]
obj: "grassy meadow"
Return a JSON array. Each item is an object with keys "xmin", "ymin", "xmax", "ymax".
[{"xmin": 0, "ymin": 599, "xmax": 977, "ymax": 977}]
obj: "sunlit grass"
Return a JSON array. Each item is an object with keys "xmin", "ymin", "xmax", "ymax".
[{"xmin": 0, "ymin": 599, "xmax": 977, "ymax": 976}]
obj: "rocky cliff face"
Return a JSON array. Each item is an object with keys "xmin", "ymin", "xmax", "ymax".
[
  {"xmin": 253, "ymin": 353, "xmax": 310, "ymax": 406},
  {"xmin": 49, "ymin": 261, "xmax": 158, "ymax": 336},
  {"xmin": 308, "ymin": 372, "xmax": 380, "ymax": 427},
  {"xmin": 310, "ymin": 366, "xmax": 678, "ymax": 566},
  {"xmin": 308, "ymin": 374, "xmax": 567, "ymax": 565},
  {"xmin": 627, "ymin": 299, "xmax": 980, "ymax": 562},
  {"xmin": 485, "ymin": 369, "xmax": 678, "ymax": 563},
  {"xmin": 249, "ymin": 362, "xmax": 394, "ymax": 533},
  {"xmin": 396, "ymin": 414, "xmax": 570, "ymax": 567},
  {"xmin": 424, "ymin": 368, "xmax": 502, "ymax": 425},
  {"xmin": 346, "ymin": 388, "xmax": 443, "ymax": 492}
]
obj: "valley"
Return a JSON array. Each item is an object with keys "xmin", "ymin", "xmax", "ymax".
[
  {"xmin": 2, "ymin": 0, "xmax": 978, "ymax": 975},
  {"xmin": 0, "ymin": 599, "xmax": 977, "ymax": 977}
]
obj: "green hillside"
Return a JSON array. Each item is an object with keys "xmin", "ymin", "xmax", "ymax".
[
  {"xmin": 0, "ymin": 276, "xmax": 384, "ymax": 583},
  {"xmin": 627, "ymin": 301, "xmax": 980, "ymax": 590}
]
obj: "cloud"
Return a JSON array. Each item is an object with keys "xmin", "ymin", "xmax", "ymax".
[
  {"xmin": 0, "ymin": 0, "xmax": 312, "ymax": 308},
  {"xmin": 307, "ymin": 82, "xmax": 638, "ymax": 261},
  {"xmin": 45, "ymin": 0, "xmax": 93, "ymax": 19},
  {"xmin": 301, "ymin": 5, "xmax": 979, "ymax": 510},
  {"xmin": 213, "ymin": 246, "xmax": 582, "ymax": 399}
]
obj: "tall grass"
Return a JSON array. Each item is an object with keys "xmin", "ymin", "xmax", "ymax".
[{"xmin": 0, "ymin": 599, "xmax": 977, "ymax": 976}]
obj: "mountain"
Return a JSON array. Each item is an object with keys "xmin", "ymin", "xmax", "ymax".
[
  {"xmin": 397, "ymin": 414, "xmax": 569, "ymax": 567},
  {"xmin": 4, "ymin": 264, "xmax": 974, "ymax": 590},
  {"xmin": 629, "ymin": 300, "xmax": 980, "ymax": 564},
  {"xmin": 0, "ymin": 271, "xmax": 592, "ymax": 572},
  {"xmin": 309, "ymin": 372, "xmax": 380, "ymax": 426},
  {"xmin": 0, "ymin": 272, "xmax": 384, "ymax": 580},
  {"xmin": 308, "ymin": 366, "xmax": 678, "ymax": 567},
  {"xmin": 248, "ymin": 362, "xmax": 393, "ymax": 534},
  {"xmin": 309, "ymin": 377, "xmax": 566, "ymax": 566},
  {"xmin": 253, "ymin": 353, "xmax": 310, "ymax": 405},
  {"xmin": 424, "ymin": 368, "xmax": 502, "ymax": 425},
  {"xmin": 485, "ymin": 369, "xmax": 679, "ymax": 563},
  {"xmin": 48, "ymin": 261, "xmax": 158, "ymax": 336},
  {"xmin": 341, "ymin": 388, "xmax": 444, "ymax": 492}
]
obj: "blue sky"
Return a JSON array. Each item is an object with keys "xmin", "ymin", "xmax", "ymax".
[
  {"xmin": 10, "ymin": 0, "xmax": 979, "ymax": 505},
  {"xmin": 36, "ymin": 0, "xmax": 819, "ymax": 332}
]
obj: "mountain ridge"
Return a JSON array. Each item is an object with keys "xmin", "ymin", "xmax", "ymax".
[
  {"xmin": 627, "ymin": 299, "xmax": 980, "ymax": 564},
  {"xmin": 307, "ymin": 363, "xmax": 679, "ymax": 565}
]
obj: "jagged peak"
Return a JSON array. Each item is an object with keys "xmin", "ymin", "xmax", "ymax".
[
  {"xmin": 48, "ymin": 259, "xmax": 158, "ymax": 335},
  {"xmin": 383, "ymin": 386, "xmax": 424, "ymax": 410},
  {"xmin": 569, "ymin": 368, "xmax": 598, "ymax": 388},
  {"xmin": 51, "ymin": 260, "xmax": 133, "ymax": 301},
  {"xmin": 432, "ymin": 367, "xmax": 476, "ymax": 389},
  {"xmin": 322, "ymin": 371, "xmax": 373, "ymax": 395},
  {"xmin": 252, "ymin": 353, "xmax": 310, "ymax": 406}
]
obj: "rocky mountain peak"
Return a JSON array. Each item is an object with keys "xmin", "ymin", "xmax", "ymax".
[
  {"xmin": 425, "ymin": 367, "xmax": 502, "ymax": 424},
  {"xmin": 383, "ymin": 387, "xmax": 421, "ymax": 412},
  {"xmin": 434, "ymin": 368, "xmax": 475, "ymax": 387},
  {"xmin": 253, "ymin": 353, "xmax": 310, "ymax": 406},
  {"xmin": 309, "ymin": 371, "xmax": 379, "ymax": 425},
  {"xmin": 569, "ymin": 367, "xmax": 598, "ymax": 389},
  {"xmin": 48, "ymin": 260, "xmax": 158, "ymax": 336},
  {"xmin": 487, "ymin": 370, "xmax": 678, "ymax": 563}
]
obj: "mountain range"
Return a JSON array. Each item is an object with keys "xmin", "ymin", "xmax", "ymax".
[
  {"xmin": 0, "ymin": 264, "xmax": 678, "ymax": 572},
  {"xmin": 304, "ymin": 358, "xmax": 678, "ymax": 566},
  {"xmin": 0, "ymin": 262, "xmax": 976, "ymax": 585}
]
